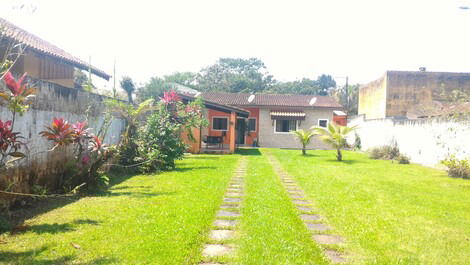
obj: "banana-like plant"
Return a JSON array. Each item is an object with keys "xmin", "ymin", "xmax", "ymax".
[
  {"xmin": 291, "ymin": 129, "xmax": 318, "ymax": 155},
  {"xmin": 312, "ymin": 122, "xmax": 357, "ymax": 161}
]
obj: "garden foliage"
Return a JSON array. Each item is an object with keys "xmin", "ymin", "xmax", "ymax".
[{"xmin": 442, "ymin": 155, "xmax": 470, "ymax": 179}]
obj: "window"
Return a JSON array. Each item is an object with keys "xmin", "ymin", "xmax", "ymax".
[
  {"xmin": 275, "ymin": 120, "xmax": 297, "ymax": 133},
  {"xmin": 248, "ymin": 118, "xmax": 256, "ymax": 132},
  {"xmin": 318, "ymin": 119, "xmax": 328, "ymax": 128},
  {"xmin": 212, "ymin": 117, "xmax": 228, "ymax": 131}
]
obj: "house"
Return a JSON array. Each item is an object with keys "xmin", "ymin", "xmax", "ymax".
[
  {"xmin": 0, "ymin": 17, "xmax": 110, "ymax": 87},
  {"xmin": 181, "ymin": 91, "xmax": 344, "ymax": 153},
  {"xmin": 359, "ymin": 70, "xmax": 470, "ymax": 119}
]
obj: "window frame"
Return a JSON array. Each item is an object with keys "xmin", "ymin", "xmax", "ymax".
[
  {"xmin": 274, "ymin": 119, "xmax": 298, "ymax": 134},
  {"xmin": 212, "ymin": 116, "xmax": 229, "ymax": 131},
  {"xmin": 247, "ymin": 118, "xmax": 257, "ymax": 132},
  {"xmin": 318, "ymin": 119, "xmax": 329, "ymax": 128}
]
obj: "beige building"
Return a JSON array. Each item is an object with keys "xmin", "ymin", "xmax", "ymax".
[{"xmin": 359, "ymin": 70, "xmax": 470, "ymax": 119}]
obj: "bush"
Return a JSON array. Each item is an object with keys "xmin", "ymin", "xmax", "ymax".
[
  {"xmin": 137, "ymin": 107, "xmax": 186, "ymax": 173},
  {"xmin": 396, "ymin": 154, "xmax": 410, "ymax": 164},
  {"xmin": 368, "ymin": 145, "xmax": 400, "ymax": 160},
  {"xmin": 442, "ymin": 156, "xmax": 470, "ymax": 179}
]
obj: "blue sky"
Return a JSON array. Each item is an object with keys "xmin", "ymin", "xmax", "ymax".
[{"xmin": 1, "ymin": 0, "xmax": 470, "ymax": 90}]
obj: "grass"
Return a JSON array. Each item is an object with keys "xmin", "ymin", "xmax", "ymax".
[
  {"xmin": 0, "ymin": 154, "xmax": 240, "ymax": 265},
  {"xmin": 234, "ymin": 149, "xmax": 328, "ymax": 265},
  {"xmin": 2, "ymin": 149, "xmax": 469, "ymax": 264},
  {"xmin": 270, "ymin": 149, "xmax": 470, "ymax": 265}
]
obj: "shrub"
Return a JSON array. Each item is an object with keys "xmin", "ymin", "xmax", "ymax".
[
  {"xmin": 353, "ymin": 132, "xmax": 362, "ymax": 151},
  {"xmin": 442, "ymin": 156, "xmax": 470, "ymax": 179},
  {"xmin": 137, "ymin": 107, "xmax": 186, "ymax": 172},
  {"xmin": 396, "ymin": 154, "xmax": 410, "ymax": 164},
  {"xmin": 368, "ymin": 145, "xmax": 400, "ymax": 160}
]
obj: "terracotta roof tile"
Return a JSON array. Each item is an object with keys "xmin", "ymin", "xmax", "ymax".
[
  {"xmin": 0, "ymin": 17, "xmax": 110, "ymax": 80},
  {"xmin": 201, "ymin": 92, "xmax": 342, "ymax": 108}
]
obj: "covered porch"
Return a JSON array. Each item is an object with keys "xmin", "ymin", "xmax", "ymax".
[{"xmin": 180, "ymin": 94, "xmax": 250, "ymax": 154}]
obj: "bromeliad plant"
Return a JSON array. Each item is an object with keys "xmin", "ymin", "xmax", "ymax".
[{"xmin": 313, "ymin": 122, "xmax": 357, "ymax": 161}]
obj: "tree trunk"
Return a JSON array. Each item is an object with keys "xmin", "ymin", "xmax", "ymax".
[
  {"xmin": 337, "ymin": 148, "xmax": 342, "ymax": 161},
  {"xmin": 302, "ymin": 146, "xmax": 306, "ymax": 155}
]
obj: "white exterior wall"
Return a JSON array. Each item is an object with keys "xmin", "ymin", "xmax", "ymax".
[
  {"xmin": 349, "ymin": 115, "xmax": 470, "ymax": 166},
  {"xmin": 258, "ymin": 107, "xmax": 334, "ymax": 149},
  {"xmin": 0, "ymin": 78, "xmax": 125, "ymax": 199}
]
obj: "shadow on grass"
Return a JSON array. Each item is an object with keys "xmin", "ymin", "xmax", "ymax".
[
  {"xmin": 12, "ymin": 218, "xmax": 101, "ymax": 235},
  {"xmin": 236, "ymin": 148, "xmax": 262, "ymax": 156},
  {"xmin": 2, "ymin": 171, "xmax": 135, "ymax": 235},
  {"xmin": 174, "ymin": 166, "xmax": 216, "ymax": 172},
  {"xmin": 102, "ymin": 191, "xmax": 177, "ymax": 198},
  {"xmin": 325, "ymin": 159, "xmax": 362, "ymax": 165},
  {"xmin": 0, "ymin": 246, "xmax": 117, "ymax": 265}
]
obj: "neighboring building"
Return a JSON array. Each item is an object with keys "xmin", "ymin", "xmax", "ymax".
[
  {"xmin": 359, "ymin": 70, "xmax": 470, "ymax": 119},
  {"xmin": 0, "ymin": 17, "xmax": 110, "ymax": 88},
  {"xmin": 192, "ymin": 92, "xmax": 343, "ymax": 150}
]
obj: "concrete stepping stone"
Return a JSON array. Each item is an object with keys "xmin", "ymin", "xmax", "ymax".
[
  {"xmin": 300, "ymin": 214, "xmax": 321, "ymax": 221},
  {"xmin": 293, "ymin": 199, "xmax": 309, "ymax": 205},
  {"xmin": 224, "ymin": 197, "xmax": 241, "ymax": 203},
  {"xmin": 220, "ymin": 204, "xmax": 239, "ymax": 209},
  {"xmin": 202, "ymin": 244, "xmax": 232, "ymax": 257},
  {"xmin": 213, "ymin": 219, "xmax": 238, "ymax": 228},
  {"xmin": 199, "ymin": 263, "xmax": 223, "ymax": 265},
  {"xmin": 297, "ymin": 206, "xmax": 313, "ymax": 212},
  {"xmin": 313, "ymin": 234, "xmax": 344, "ymax": 245},
  {"xmin": 227, "ymin": 189, "xmax": 242, "ymax": 193},
  {"xmin": 230, "ymin": 184, "xmax": 242, "ymax": 188},
  {"xmin": 306, "ymin": 223, "xmax": 330, "ymax": 231},
  {"xmin": 217, "ymin": 210, "xmax": 240, "ymax": 217},
  {"xmin": 209, "ymin": 230, "xmax": 235, "ymax": 241},
  {"xmin": 325, "ymin": 249, "xmax": 346, "ymax": 263},
  {"xmin": 226, "ymin": 192, "xmax": 243, "ymax": 197},
  {"xmin": 291, "ymin": 194, "xmax": 305, "ymax": 199}
]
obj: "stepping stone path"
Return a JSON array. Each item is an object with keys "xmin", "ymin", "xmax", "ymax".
[
  {"xmin": 200, "ymin": 157, "xmax": 247, "ymax": 264},
  {"xmin": 265, "ymin": 152, "xmax": 347, "ymax": 264}
]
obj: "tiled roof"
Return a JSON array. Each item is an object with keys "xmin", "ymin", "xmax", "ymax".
[
  {"xmin": 201, "ymin": 92, "xmax": 342, "ymax": 108},
  {"xmin": 0, "ymin": 17, "xmax": 110, "ymax": 80}
]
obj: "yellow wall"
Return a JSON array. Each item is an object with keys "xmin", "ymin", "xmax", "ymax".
[
  {"xmin": 360, "ymin": 71, "xmax": 470, "ymax": 119},
  {"xmin": 358, "ymin": 73, "xmax": 388, "ymax": 119}
]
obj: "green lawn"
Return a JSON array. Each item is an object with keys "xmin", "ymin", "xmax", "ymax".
[
  {"xmin": 270, "ymin": 149, "xmax": 470, "ymax": 265},
  {"xmin": 1, "ymin": 149, "xmax": 469, "ymax": 265},
  {"xmin": 235, "ymin": 149, "xmax": 328, "ymax": 265},
  {"xmin": 0, "ymin": 154, "xmax": 240, "ymax": 265}
]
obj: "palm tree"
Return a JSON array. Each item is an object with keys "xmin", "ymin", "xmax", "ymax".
[
  {"xmin": 313, "ymin": 123, "xmax": 356, "ymax": 161},
  {"xmin": 120, "ymin": 76, "xmax": 135, "ymax": 104},
  {"xmin": 291, "ymin": 129, "xmax": 318, "ymax": 155},
  {"xmin": 105, "ymin": 99, "xmax": 156, "ymax": 165}
]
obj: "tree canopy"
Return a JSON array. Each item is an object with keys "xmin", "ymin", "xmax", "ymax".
[{"xmin": 137, "ymin": 57, "xmax": 353, "ymax": 104}]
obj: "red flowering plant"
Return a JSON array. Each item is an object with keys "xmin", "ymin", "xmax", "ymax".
[
  {"xmin": 40, "ymin": 117, "xmax": 115, "ymax": 191},
  {"xmin": 0, "ymin": 72, "xmax": 36, "ymax": 116},
  {"xmin": 39, "ymin": 118, "xmax": 75, "ymax": 150},
  {"xmin": 161, "ymin": 91, "xmax": 181, "ymax": 104},
  {"xmin": 0, "ymin": 120, "xmax": 26, "ymax": 167},
  {"xmin": 0, "ymin": 71, "xmax": 34, "ymax": 169}
]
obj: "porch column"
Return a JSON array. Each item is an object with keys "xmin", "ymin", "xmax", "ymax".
[{"xmin": 229, "ymin": 111, "xmax": 236, "ymax": 153}]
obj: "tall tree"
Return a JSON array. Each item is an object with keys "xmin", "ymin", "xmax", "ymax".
[
  {"xmin": 316, "ymin": 74, "xmax": 336, "ymax": 95},
  {"xmin": 120, "ymin": 76, "xmax": 135, "ymax": 104},
  {"xmin": 195, "ymin": 57, "xmax": 275, "ymax": 93},
  {"xmin": 268, "ymin": 78, "xmax": 322, "ymax": 95},
  {"xmin": 164, "ymin": 72, "xmax": 197, "ymax": 87},
  {"xmin": 332, "ymin": 84, "xmax": 359, "ymax": 115},
  {"xmin": 136, "ymin": 76, "xmax": 174, "ymax": 102}
]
